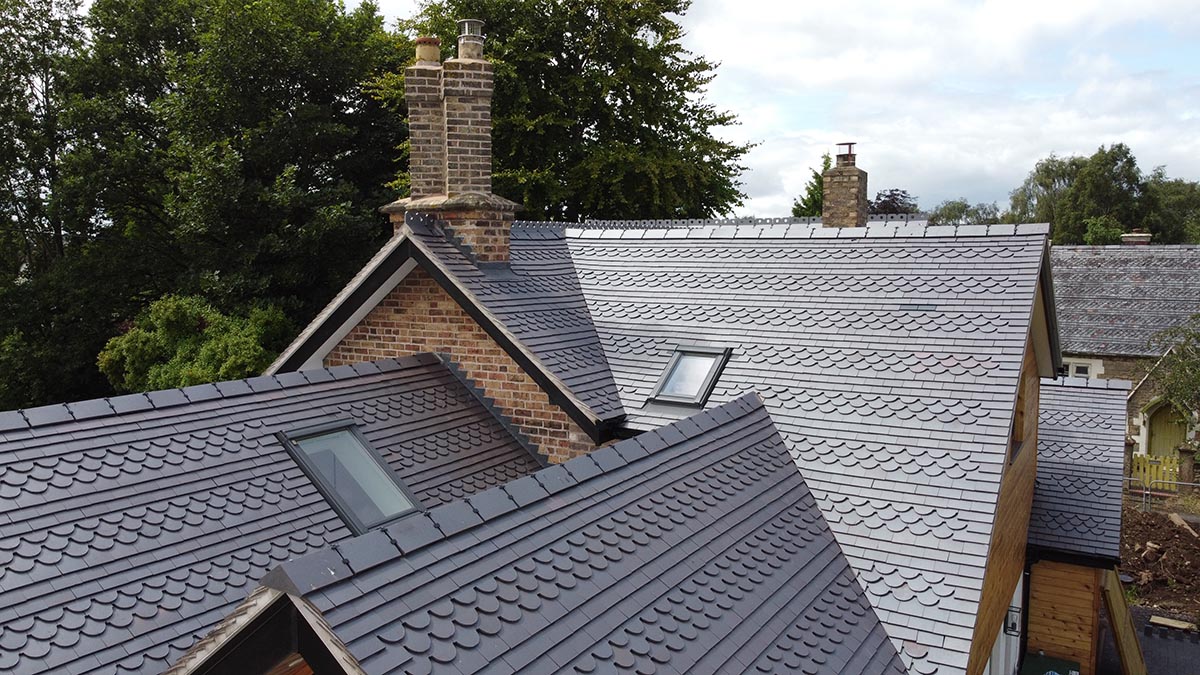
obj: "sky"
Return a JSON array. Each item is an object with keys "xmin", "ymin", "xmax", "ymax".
[{"xmin": 375, "ymin": 0, "xmax": 1200, "ymax": 217}]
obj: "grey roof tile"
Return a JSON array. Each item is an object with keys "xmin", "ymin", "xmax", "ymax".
[
  {"xmin": 1029, "ymin": 377, "xmax": 1129, "ymax": 561},
  {"xmin": 1052, "ymin": 245, "xmax": 1200, "ymax": 356},
  {"xmin": 499, "ymin": 220, "xmax": 1050, "ymax": 673},
  {"xmin": 246, "ymin": 395, "xmax": 904, "ymax": 675},
  {"xmin": 0, "ymin": 355, "xmax": 538, "ymax": 675}
]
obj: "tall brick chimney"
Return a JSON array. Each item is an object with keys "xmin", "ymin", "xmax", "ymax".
[
  {"xmin": 822, "ymin": 143, "xmax": 868, "ymax": 228},
  {"xmin": 383, "ymin": 19, "xmax": 519, "ymax": 263}
]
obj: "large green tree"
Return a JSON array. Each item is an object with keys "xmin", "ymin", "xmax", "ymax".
[
  {"xmin": 396, "ymin": 0, "xmax": 750, "ymax": 221},
  {"xmin": 1005, "ymin": 154, "xmax": 1087, "ymax": 232},
  {"xmin": 98, "ymin": 294, "xmax": 293, "ymax": 392},
  {"xmin": 927, "ymin": 198, "xmax": 1000, "ymax": 225},
  {"xmin": 1054, "ymin": 144, "xmax": 1148, "ymax": 244},
  {"xmin": 0, "ymin": 0, "xmax": 81, "ymax": 278},
  {"xmin": 791, "ymin": 153, "xmax": 830, "ymax": 218}
]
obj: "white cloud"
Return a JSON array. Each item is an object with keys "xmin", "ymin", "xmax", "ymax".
[{"xmin": 374, "ymin": 0, "xmax": 1200, "ymax": 216}]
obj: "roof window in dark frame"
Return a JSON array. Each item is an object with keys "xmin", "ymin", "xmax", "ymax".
[
  {"xmin": 649, "ymin": 345, "xmax": 731, "ymax": 406},
  {"xmin": 278, "ymin": 421, "xmax": 422, "ymax": 535}
]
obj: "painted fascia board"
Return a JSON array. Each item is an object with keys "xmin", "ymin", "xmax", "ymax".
[
  {"xmin": 296, "ymin": 258, "xmax": 417, "ymax": 371},
  {"xmin": 267, "ymin": 233, "xmax": 412, "ymax": 374},
  {"xmin": 1037, "ymin": 240, "xmax": 1064, "ymax": 376}
]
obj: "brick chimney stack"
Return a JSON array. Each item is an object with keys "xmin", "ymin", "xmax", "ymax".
[
  {"xmin": 822, "ymin": 143, "xmax": 868, "ymax": 228},
  {"xmin": 384, "ymin": 19, "xmax": 519, "ymax": 263}
]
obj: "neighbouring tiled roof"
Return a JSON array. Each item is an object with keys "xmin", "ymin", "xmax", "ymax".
[
  {"xmin": 0, "ymin": 354, "xmax": 540, "ymax": 675},
  {"xmin": 1052, "ymin": 245, "xmax": 1200, "ymax": 357},
  {"xmin": 1029, "ymin": 376, "xmax": 1129, "ymax": 562},
  {"xmin": 495, "ymin": 219, "xmax": 1053, "ymax": 674},
  {"xmin": 253, "ymin": 394, "xmax": 906, "ymax": 675}
]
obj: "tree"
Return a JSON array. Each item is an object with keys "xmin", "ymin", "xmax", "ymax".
[
  {"xmin": 1145, "ymin": 169, "xmax": 1200, "ymax": 244},
  {"xmin": 98, "ymin": 295, "xmax": 292, "ymax": 392},
  {"xmin": 869, "ymin": 188, "xmax": 919, "ymax": 215},
  {"xmin": 1005, "ymin": 154, "xmax": 1087, "ymax": 230},
  {"xmin": 0, "ymin": 0, "xmax": 82, "ymax": 279},
  {"xmin": 927, "ymin": 198, "xmax": 1000, "ymax": 225},
  {"xmin": 158, "ymin": 0, "xmax": 405, "ymax": 316},
  {"xmin": 1150, "ymin": 315, "xmax": 1200, "ymax": 433},
  {"xmin": 1082, "ymin": 215, "xmax": 1124, "ymax": 245},
  {"xmin": 792, "ymin": 153, "xmax": 830, "ymax": 218},
  {"xmin": 396, "ymin": 0, "xmax": 750, "ymax": 221},
  {"xmin": 1054, "ymin": 143, "xmax": 1146, "ymax": 244}
]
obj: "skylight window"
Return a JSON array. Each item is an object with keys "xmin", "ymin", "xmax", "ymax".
[
  {"xmin": 280, "ymin": 424, "xmax": 419, "ymax": 534},
  {"xmin": 650, "ymin": 346, "xmax": 731, "ymax": 406}
]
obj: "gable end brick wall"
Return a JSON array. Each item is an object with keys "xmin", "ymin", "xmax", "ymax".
[{"xmin": 323, "ymin": 266, "xmax": 595, "ymax": 463}]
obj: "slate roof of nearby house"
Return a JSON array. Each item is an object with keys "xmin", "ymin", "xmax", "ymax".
[
  {"xmin": 1029, "ymin": 376, "xmax": 1129, "ymax": 563},
  {"xmin": 176, "ymin": 394, "xmax": 907, "ymax": 675},
  {"xmin": 0, "ymin": 354, "xmax": 540, "ymax": 675},
  {"xmin": 1051, "ymin": 245, "xmax": 1200, "ymax": 357}
]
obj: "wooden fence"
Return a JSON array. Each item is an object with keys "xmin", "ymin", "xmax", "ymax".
[{"xmin": 1129, "ymin": 454, "xmax": 1180, "ymax": 492}]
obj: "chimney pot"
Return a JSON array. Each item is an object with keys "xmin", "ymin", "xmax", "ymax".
[
  {"xmin": 414, "ymin": 36, "xmax": 441, "ymax": 63},
  {"xmin": 457, "ymin": 18, "xmax": 485, "ymax": 60}
]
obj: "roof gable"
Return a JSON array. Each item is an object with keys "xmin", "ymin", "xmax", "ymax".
[
  {"xmin": 0, "ymin": 355, "xmax": 540, "ymax": 675},
  {"xmin": 185, "ymin": 394, "xmax": 905, "ymax": 675},
  {"xmin": 269, "ymin": 218, "xmax": 625, "ymax": 441}
]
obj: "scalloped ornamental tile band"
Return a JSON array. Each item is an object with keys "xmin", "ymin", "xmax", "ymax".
[
  {"xmin": 1029, "ymin": 377, "xmax": 1130, "ymax": 561},
  {"xmin": 0, "ymin": 356, "xmax": 539, "ymax": 675},
  {"xmin": 449, "ymin": 221, "xmax": 1055, "ymax": 675},
  {"xmin": 222, "ymin": 395, "xmax": 907, "ymax": 675}
]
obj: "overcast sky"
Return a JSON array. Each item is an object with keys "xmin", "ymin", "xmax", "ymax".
[{"xmin": 375, "ymin": 0, "xmax": 1200, "ymax": 217}]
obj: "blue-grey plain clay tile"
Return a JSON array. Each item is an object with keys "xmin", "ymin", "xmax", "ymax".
[
  {"xmin": 277, "ymin": 549, "xmax": 352, "ymax": 594},
  {"xmin": 0, "ymin": 410, "xmax": 28, "ymax": 432},
  {"xmin": 146, "ymin": 388, "xmax": 189, "ymax": 408},
  {"xmin": 326, "ymin": 364, "xmax": 358, "ymax": 380},
  {"xmin": 273, "ymin": 371, "xmax": 309, "ymax": 388},
  {"xmin": 22, "ymin": 403, "xmax": 72, "ymax": 427},
  {"xmin": 338, "ymin": 530, "xmax": 397, "ymax": 573},
  {"xmin": 386, "ymin": 513, "xmax": 443, "ymax": 554},
  {"xmin": 562, "ymin": 455, "xmax": 602, "ymax": 482},
  {"xmin": 181, "ymin": 382, "xmax": 222, "ymax": 402},
  {"xmin": 214, "ymin": 379, "xmax": 253, "ymax": 397},
  {"xmin": 469, "ymin": 488, "xmax": 517, "ymax": 520},
  {"xmin": 301, "ymin": 367, "xmax": 335, "ymax": 384},
  {"xmin": 535, "ymin": 465, "xmax": 575, "ymax": 495},
  {"xmin": 66, "ymin": 398, "xmax": 114, "ymax": 421},
  {"xmin": 503, "ymin": 475, "xmax": 549, "ymax": 507},
  {"xmin": 245, "ymin": 375, "xmax": 282, "ymax": 393},
  {"xmin": 590, "ymin": 446, "xmax": 626, "ymax": 471},
  {"xmin": 350, "ymin": 361, "xmax": 383, "ymax": 376},
  {"xmin": 428, "ymin": 500, "xmax": 483, "ymax": 537}
]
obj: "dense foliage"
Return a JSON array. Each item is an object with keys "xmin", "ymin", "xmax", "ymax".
[
  {"xmin": 0, "ymin": 0, "xmax": 749, "ymax": 408},
  {"xmin": 98, "ymin": 295, "xmax": 293, "ymax": 392},
  {"xmin": 1151, "ymin": 315, "xmax": 1200, "ymax": 432},
  {"xmin": 396, "ymin": 0, "xmax": 750, "ymax": 221}
]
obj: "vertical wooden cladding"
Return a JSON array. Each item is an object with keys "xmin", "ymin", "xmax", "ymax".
[
  {"xmin": 965, "ymin": 338, "xmax": 1040, "ymax": 675},
  {"xmin": 264, "ymin": 654, "xmax": 314, "ymax": 675},
  {"xmin": 1027, "ymin": 561, "xmax": 1101, "ymax": 675}
]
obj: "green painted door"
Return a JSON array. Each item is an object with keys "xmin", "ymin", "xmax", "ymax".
[{"xmin": 1149, "ymin": 404, "xmax": 1187, "ymax": 458}]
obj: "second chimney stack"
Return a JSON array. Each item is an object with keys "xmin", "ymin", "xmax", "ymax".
[{"xmin": 822, "ymin": 143, "xmax": 868, "ymax": 228}]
